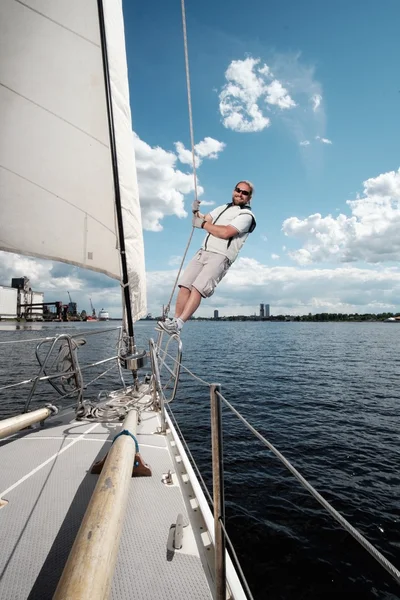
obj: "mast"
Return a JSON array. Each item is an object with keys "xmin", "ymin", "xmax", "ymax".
[{"xmin": 97, "ymin": 0, "xmax": 135, "ymax": 343}]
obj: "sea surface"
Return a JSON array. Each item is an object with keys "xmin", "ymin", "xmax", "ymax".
[{"xmin": 1, "ymin": 320, "xmax": 399, "ymax": 599}]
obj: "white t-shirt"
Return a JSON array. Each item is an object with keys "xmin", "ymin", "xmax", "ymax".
[{"xmin": 201, "ymin": 203, "xmax": 256, "ymax": 263}]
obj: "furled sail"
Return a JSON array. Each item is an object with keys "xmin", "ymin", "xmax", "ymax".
[{"xmin": 0, "ymin": 0, "xmax": 147, "ymax": 322}]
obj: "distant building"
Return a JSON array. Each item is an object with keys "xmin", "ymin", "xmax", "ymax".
[
  {"xmin": 259, "ymin": 303, "xmax": 264, "ymax": 318},
  {"xmin": 12, "ymin": 277, "xmax": 44, "ymax": 320},
  {"xmin": 214, "ymin": 310, "xmax": 219, "ymax": 319},
  {"xmin": 265, "ymin": 304, "xmax": 270, "ymax": 318},
  {"xmin": 0, "ymin": 285, "xmax": 18, "ymax": 320}
]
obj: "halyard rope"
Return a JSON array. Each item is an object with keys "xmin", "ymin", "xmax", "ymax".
[{"xmin": 163, "ymin": 0, "xmax": 198, "ymax": 318}]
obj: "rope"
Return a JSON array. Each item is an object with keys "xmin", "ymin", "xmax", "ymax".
[
  {"xmin": 163, "ymin": 0, "xmax": 198, "ymax": 317},
  {"xmin": 83, "ymin": 362, "xmax": 119, "ymax": 389},
  {"xmin": 112, "ymin": 429, "xmax": 139, "ymax": 453},
  {"xmin": 163, "ymin": 232, "xmax": 194, "ymax": 318},
  {"xmin": 157, "ymin": 347, "xmax": 211, "ymax": 387},
  {"xmin": 0, "ymin": 336, "xmax": 54, "ymax": 345},
  {"xmin": 181, "ymin": 0, "xmax": 198, "ymax": 202}
]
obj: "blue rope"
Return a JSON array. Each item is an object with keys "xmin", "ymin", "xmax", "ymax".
[{"xmin": 112, "ymin": 429, "xmax": 139, "ymax": 454}]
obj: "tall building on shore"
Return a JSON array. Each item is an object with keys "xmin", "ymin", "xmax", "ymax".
[
  {"xmin": 259, "ymin": 303, "xmax": 264, "ymax": 318},
  {"xmin": 265, "ymin": 304, "xmax": 270, "ymax": 318},
  {"xmin": 214, "ymin": 309, "xmax": 219, "ymax": 319}
]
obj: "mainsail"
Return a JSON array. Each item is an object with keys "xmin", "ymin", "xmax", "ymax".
[{"xmin": 0, "ymin": 0, "xmax": 147, "ymax": 322}]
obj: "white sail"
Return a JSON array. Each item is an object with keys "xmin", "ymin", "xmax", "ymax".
[{"xmin": 0, "ymin": 0, "xmax": 147, "ymax": 322}]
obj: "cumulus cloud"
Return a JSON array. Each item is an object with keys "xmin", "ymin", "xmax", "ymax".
[
  {"xmin": 316, "ymin": 135, "xmax": 332, "ymax": 144},
  {"xmin": 218, "ymin": 57, "xmax": 296, "ymax": 133},
  {"xmin": 213, "ymin": 258, "xmax": 400, "ymax": 316},
  {"xmin": 134, "ymin": 133, "xmax": 225, "ymax": 231},
  {"xmin": 147, "ymin": 258, "xmax": 400, "ymax": 317},
  {"xmin": 0, "ymin": 251, "xmax": 120, "ymax": 316},
  {"xmin": 3, "ymin": 251, "xmax": 400, "ymax": 319},
  {"xmin": 283, "ymin": 167, "xmax": 400, "ymax": 264},
  {"xmin": 217, "ymin": 53, "xmax": 332, "ymax": 159},
  {"xmin": 271, "ymin": 254, "xmax": 280, "ymax": 260},
  {"xmin": 174, "ymin": 137, "xmax": 225, "ymax": 168},
  {"xmin": 0, "ymin": 252, "xmax": 82, "ymax": 293}
]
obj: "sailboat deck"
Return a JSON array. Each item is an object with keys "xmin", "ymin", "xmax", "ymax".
[{"xmin": 0, "ymin": 408, "xmax": 213, "ymax": 600}]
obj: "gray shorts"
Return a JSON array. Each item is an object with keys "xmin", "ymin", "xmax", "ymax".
[{"xmin": 178, "ymin": 250, "xmax": 231, "ymax": 298}]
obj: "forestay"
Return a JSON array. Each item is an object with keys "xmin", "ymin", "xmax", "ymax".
[{"xmin": 0, "ymin": 0, "xmax": 146, "ymax": 322}]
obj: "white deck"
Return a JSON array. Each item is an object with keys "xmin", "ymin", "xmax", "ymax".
[{"xmin": 0, "ymin": 407, "xmax": 214, "ymax": 600}]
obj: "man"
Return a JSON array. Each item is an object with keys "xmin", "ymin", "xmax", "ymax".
[{"xmin": 158, "ymin": 181, "xmax": 256, "ymax": 335}]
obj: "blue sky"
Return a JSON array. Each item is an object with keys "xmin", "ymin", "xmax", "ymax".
[{"xmin": 1, "ymin": 0, "xmax": 400, "ymax": 318}]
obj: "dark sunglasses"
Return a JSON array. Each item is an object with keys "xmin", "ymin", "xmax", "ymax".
[{"xmin": 235, "ymin": 187, "xmax": 250, "ymax": 196}]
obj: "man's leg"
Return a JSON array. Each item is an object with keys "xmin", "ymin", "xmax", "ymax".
[
  {"xmin": 178, "ymin": 287, "xmax": 202, "ymax": 322},
  {"xmin": 175, "ymin": 286, "xmax": 190, "ymax": 318}
]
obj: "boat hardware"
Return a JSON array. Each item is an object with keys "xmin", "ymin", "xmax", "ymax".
[
  {"xmin": 91, "ymin": 426, "xmax": 152, "ymax": 477},
  {"xmin": 166, "ymin": 513, "xmax": 185, "ymax": 560},
  {"xmin": 162, "ymin": 470, "xmax": 174, "ymax": 485},
  {"xmin": 173, "ymin": 513, "xmax": 184, "ymax": 549},
  {"xmin": 120, "ymin": 348, "xmax": 147, "ymax": 371}
]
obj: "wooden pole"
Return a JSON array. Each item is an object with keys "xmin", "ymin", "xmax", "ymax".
[
  {"xmin": 0, "ymin": 407, "xmax": 52, "ymax": 439},
  {"xmin": 53, "ymin": 409, "xmax": 138, "ymax": 600}
]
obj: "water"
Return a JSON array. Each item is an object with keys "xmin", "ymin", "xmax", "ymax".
[{"xmin": 1, "ymin": 320, "xmax": 399, "ymax": 599}]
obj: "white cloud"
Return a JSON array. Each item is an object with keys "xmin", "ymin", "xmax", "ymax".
[
  {"xmin": 0, "ymin": 252, "xmax": 82, "ymax": 293},
  {"xmin": 312, "ymin": 94, "xmax": 322, "ymax": 112},
  {"xmin": 301, "ymin": 137, "xmax": 332, "ymax": 147},
  {"xmin": 134, "ymin": 133, "xmax": 225, "ymax": 231},
  {"xmin": 271, "ymin": 254, "xmax": 280, "ymax": 260},
  {"xmin": 174, "ymin": 137, "xmax": 226, "ymax": 168},
  {"xmin": 209, "ymin": 258, "xmax": 400, "ymax": 316},
  {"xmin": 283, "ymin": 167, "xmax": 400, "ymax": 264},
  {"xmin": 218, "ymin": 57, "xmax": 296, "ymax": 133},
  {"xmin": 147, "ymin": 258, "xmax": 400, "ymax": 317},
  {"xmin": 198, "ymin": 200, "xmax": 215, "ymax": 207},
  {"xmin": 264, "ymin": 80, "xmax": 296, "ymax": 109},
  {"xmin": 168, "ymin": 255, "xmax": 183, "ymax": 267},
  {"xmin": 195, "ymin": 137, "xmax": 226, "ymax": 160},
  {"xmin": 316, "ymin": 135, "xmax": 332, "ymax": 145},
  {"xmin": 3, "ymin": 251, "xmax": 400, "ymax": 319},
  {"xmin": 0, "ymin": 251, "xmax": 122, "ymax": 317}
]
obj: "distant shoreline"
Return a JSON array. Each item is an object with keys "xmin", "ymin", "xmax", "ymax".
[{"xmin": 140, "ymin": 313, "xmax": 400, "ymax": 323}]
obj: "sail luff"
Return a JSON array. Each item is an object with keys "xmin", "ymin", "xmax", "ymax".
[
  {"xmin": 97, "ymin": 0, "xmax": 135, "ymax": 334},
  {"xmin": 100, "ymin": 0, "xmax": 147, "ymax": 324}
]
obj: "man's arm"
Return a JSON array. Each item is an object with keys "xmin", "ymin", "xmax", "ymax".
[{"xmin": 202, "ymin": 221, "xmax": 238, "ymax": 240}]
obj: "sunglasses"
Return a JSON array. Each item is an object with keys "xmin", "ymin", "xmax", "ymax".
[{"xmin": 235, "ymin": 187, "xmax": 250, "ymax": 196}]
